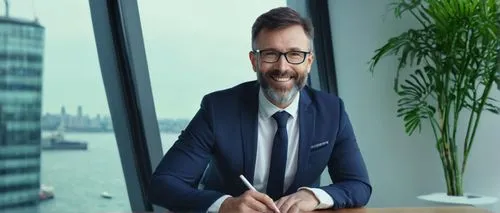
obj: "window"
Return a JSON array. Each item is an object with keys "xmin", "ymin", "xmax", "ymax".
[
  {"xmin": 0, "ymin": 1, "xmax": 129, "ymax": 212},
  {"xmin": 137, "ymin": 0, "xmax": 287, "ymax": 152}
]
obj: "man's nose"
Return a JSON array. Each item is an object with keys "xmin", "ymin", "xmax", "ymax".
[{"xmin": 275, "ymin": 54, "xmax": 289, "ymax": 71}]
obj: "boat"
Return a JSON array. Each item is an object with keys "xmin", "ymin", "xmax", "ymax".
[
  {"xmin": 100, "ymin": 191, "xmax": 112, "ymax": 199},
  {"xmin": 39, "ymin": 184, "xmax": 54, "ymax": 201},
  {"xmin": 42, "ymin": 137, "xmax": 88, "ymax": 150},
  {"xmin": 42, "ymin": 120, "xmax": 88, "ymax": 151}
]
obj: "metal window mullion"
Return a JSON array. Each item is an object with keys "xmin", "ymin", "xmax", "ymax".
[
  {"xmin": 307, "ymin": 0, "xmax": 339, "ymax": 95},
  {"xmin": 89, "ymin": 0, "xmax": 163, "ymax": 211}
]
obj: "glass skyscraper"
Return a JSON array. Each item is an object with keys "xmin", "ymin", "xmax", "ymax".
[{"xmin": 0, "ymin": 14, "xmax": 45, "ymax": 213}]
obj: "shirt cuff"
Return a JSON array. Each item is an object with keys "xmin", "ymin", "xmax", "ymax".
[
  {"xmin": 207, "ymin": 195, "xmax": 232, "ymax": 213},
  {"xmin": 298, "ymin": 187, "xmax": 334, "ymax": 209}
]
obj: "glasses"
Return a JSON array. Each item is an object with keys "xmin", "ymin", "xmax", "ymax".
[{"xmin": 253, "ymin": 49, "xmax": 310, "ymax": 65}]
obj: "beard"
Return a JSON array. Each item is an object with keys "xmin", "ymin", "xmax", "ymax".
[{"xmin": 256, "ymin": 69, "xmax": 308, "ymax": 107}]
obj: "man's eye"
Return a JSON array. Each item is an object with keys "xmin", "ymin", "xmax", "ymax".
[{"xmin": 263, "ymin": 52, "xmax": 278, "ymax": 56}]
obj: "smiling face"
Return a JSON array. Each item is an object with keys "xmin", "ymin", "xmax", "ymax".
[{"xmin": 249, "ymin": 25, "xmax": 314, "ymax": 108}]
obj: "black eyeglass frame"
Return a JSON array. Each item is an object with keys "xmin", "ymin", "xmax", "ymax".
[{"xmin": 252, "ymin": 49, "xmax": 311, "ymax": 65}]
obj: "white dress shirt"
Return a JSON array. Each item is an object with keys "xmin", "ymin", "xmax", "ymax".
[{"xmin": 207, "ymin": 89, "xmax": 333, "ymax": 212}]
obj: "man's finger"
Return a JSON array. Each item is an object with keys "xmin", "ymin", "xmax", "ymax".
[
  {"xmin": 240, "ymin": 203, "xmax": 264, "ymax": 213},
  {"xmin": 275, "ymin": 196, "xmax": 289, "ymax": 209},
  {"xmin": 243, "ymin": 196, "xmax": 271, "ymax": 213},
  {"xmin": 249, "ymin": 191, "xmax": 280, "ymax": 213},
  {"xmin": 279, "ymin": 197, "xmax": 299, "ymax": 213},
  {"xmin": 288, "ymin": 203, "xmax": 300, "ymax": 213}
]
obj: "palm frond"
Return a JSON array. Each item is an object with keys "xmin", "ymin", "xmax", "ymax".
[
  {"xmin": 369, "ymin": 28, "xmax": 435, "ymax": 92},
  {"xmin": 396, "ymin": 68, "xmax": 436, "ymax": 135}
]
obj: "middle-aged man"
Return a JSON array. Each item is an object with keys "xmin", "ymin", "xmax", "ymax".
[{"xmin": 148, "ymin": 7, "xmax": 372, "ymax": 213}]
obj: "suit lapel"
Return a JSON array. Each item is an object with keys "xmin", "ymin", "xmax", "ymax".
[
  {"xmin": 241, "ymin": 82, "xmax": 260, "ymax": 184},
  {"xmin": 286, "ymin": 88, "xmax": 315, "ymax": 194}
]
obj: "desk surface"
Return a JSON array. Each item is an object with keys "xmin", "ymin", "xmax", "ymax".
[
  {"xmin": 313, "ymin": 207, "xmax": 493, "ymax": 213},
  {"xmin": 134, "ymin": 207, "xmax": 493, "ymax": 213}
]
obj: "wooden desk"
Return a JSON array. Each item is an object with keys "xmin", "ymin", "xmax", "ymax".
[{"xmin": 313, "ymin": 207, "xmax": 493, "ymax": 213}]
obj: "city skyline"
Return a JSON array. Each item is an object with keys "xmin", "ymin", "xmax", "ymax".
[
  {"xmin": 41, "ymin": 107, "xmax": 189, "ymax": 133},
  {"xmin": 42, "ymin": 104, "xmax": 190, "ymax": 119},
  {"xmin": 2, "ymin": 0, "xmax": 285, "ymax": 119}
]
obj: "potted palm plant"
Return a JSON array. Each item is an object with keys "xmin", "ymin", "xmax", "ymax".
[{"xmin": 369, "ymin": 0, "xmax": 500, "ymax": 205}]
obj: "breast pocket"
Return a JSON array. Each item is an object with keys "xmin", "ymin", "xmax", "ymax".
[
  {"xmin": 307, "ymin": 140, "xmax": 332, "ymax": 171},
  {"xmin": 310, "ymin": 140, "xmax": 329, "ymax": 152}
]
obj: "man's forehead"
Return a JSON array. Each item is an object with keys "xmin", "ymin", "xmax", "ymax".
[
  {"xmin": 255, "ymin": 26, "xmax": 310, "ymax": 50},
  {"xmin": 259, "ymin": 47, "xmax": 306, "ymax": 52}
]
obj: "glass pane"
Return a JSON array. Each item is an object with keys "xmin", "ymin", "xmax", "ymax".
[
  {"xmin": 0, "ymin": 1, "xmax": 130, "ymax": 212},
  {"xmin": 137, "ymin": 0, "xmax": 287, "ymax": 152}
]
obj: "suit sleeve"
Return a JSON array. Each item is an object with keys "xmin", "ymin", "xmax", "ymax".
[
  {"xmin": 319, "ymin": 99, "xmax": 372, "ymax": 209},
  {"xmin": 148, "ymin": 95, "xmax": 226, "ymax": 212}
]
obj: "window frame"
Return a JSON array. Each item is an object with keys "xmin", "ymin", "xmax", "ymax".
[{"xmin": 89, "ymin": 0, "xmax": 164, "ymax": 211}]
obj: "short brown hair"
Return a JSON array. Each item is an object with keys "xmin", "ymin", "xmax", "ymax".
[{"xmin": 251, "ymin": 7, "xmax": 314, "ymax": 50}]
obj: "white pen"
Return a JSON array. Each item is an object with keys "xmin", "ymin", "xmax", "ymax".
[
  {"xmin": 239, "ymin": 174, "xmax": 257, "ymax": 191},
  {"xmin": 239, "ymin": 175, "xmax": 281, "ymax": 213}
]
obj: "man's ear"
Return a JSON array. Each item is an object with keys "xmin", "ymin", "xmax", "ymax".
[
  {"xmin": 306, "ymin": 53, "xmax": 314, "ymax": 74},
  {"xmin": 249, "ymin": 51, "xmax": 258, "ymax": 72}
]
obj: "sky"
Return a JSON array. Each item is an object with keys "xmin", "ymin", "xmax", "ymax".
[{"xmin": 4, "ymin": 0, "xmax": 286, "ymax": 119}]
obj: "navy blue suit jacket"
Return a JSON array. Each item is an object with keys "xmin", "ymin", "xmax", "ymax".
[{"xmin": 148, "ymin": 81, "xmax": 372, "ymax": 212}]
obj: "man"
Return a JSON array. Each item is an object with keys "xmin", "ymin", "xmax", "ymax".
[{"xmin": 148, "ymin": 7, "xmax": 372, "ymax": 213}]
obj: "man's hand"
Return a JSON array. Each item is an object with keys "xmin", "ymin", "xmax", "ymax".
[
  {"xmin": 220, "ymin": 190, "xmax": 280, "ymax": 213},
  {"xmin": 275, "ymin": 190, "xmax": 319, "ymax": 213}
]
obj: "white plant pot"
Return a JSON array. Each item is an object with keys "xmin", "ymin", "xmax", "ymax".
[{"xmin": 418, "ymin": 192, "xmax": 498, "ymax": 207}]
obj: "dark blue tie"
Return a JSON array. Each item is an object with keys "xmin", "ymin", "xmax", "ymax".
[{"xmin": 266, "ymin": 111, "xmax": 290, "ymax": 200}]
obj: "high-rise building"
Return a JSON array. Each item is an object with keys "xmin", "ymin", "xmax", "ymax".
[
  {"xmin": 60, "ymin": 106, "xmax": 66, "ymax": 116},
  {"xmin": 60, "ymin": 105, "xmax": 67, "ymax": 127},
  {"xmin": 77, "ymin": 105, "xmax": 82, "ymax": 117},
  {"xmin": 0, "ymin": 10, "xmax": 45, "ymax": 213}
]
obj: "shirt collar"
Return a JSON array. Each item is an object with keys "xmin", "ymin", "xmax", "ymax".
[{"xmin": 258, "ymin": 88, "xmax": 300, "ymax": 119}]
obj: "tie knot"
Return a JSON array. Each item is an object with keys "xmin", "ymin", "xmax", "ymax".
[{"xmin": 272, "ymin": 111, "xmax": 290, "ymax": 128}]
